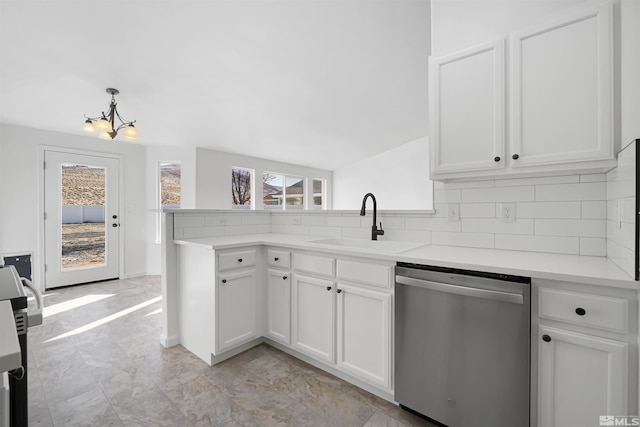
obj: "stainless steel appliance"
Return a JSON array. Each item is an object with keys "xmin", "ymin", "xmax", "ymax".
[
  {"xmin": 395, "ymin": 263, "xmax": 530, "ymax": 427},
  {"xmin": 0, "ymin": 265, "xmax": 42, "ymax": 427}
]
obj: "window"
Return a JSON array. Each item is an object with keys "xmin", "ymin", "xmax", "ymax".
[
  {"xmin": 263, "ymin": 173, "xmax": 304, "ymax": 210},
  {"xmin": 156, "ymin": 162, "xmax": 181, "ymax": 242},
  {"xmin": 159, "ymin": 162, "xmax": 181, "ymax": 208},
  {"xmin": 231, "ymin": 167, "xmax": 254, "ymax": 210},
  {"xmin": 313, "ymin": 178, "xmax": 325, "ymax": 210}
]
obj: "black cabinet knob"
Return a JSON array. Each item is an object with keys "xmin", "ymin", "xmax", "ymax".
[
  {"xmin": 326, "ymin": 286, "xmax": 332, "ymax": 291},
  {"xmin": 274, "ymin": 257, "xmax": 279, "ymax": 261},
  {"xmin": 283, "ymin": 276, "xmax": 288, "ymax": 280},
  {"xmin": 542, "ymin": 334, "xmax": 551, "ymax": 342},
  {"xmin": 112, "ymin": 215, "xmax": 118, "ymax": 219},
  {"xmin": 337, "ymin": 289, "xmax": 342, "ymax": 294},
  {"xmin": 494, "ymin": 156, "xmax": 501, "ymax": 162},
  {"xmin": 512, "ymin": 154, "xmax": 520, "ymax": 160},
  {"xmin": 112, "ymin": 223, "xmax": 118, "ymax": 228},
  {"xmin": 238, "ymin": 258, "xmax": 243, "ymax": 263},
  {"xmin": 575, "ymin": 307, "xmax": 586, "ymax": 316},
  {"xmin": 222, "ymin": 279, "xmax": 227, "ymax": 284}
]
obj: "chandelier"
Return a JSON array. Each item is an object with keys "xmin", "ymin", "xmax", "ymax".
[{"xmin": 82, "ymin": 88, "xmax": 138, "ymax": 141}]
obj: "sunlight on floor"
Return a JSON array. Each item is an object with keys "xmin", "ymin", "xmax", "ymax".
[
  {"xmin": 43, "ymin": 294, "xmax": 114, "ymax": 318},
  {"xmin": 45, "ymin": 296, "xmax": 162, "ymax": 342},
  {"xmin": 144, "ymin": 308, "xmax": 162, "ymax": 316}
]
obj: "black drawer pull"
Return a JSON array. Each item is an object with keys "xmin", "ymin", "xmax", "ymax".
[
  {"xmin": 542, "ymin": 334, "xmax": 551, "ymax": 342},
  {"xmin": 283, "ymin": 276, "xmax": 288, "ymax": 280},
  {"xmin": 337, "ymin": 289, "xmax": 342, "ymax": 294},
  {"xmin": 494, "ymin": 156, "xmax": 501, "ymax": 162},
  {"xmin": 222, "ymin": 279, "xmax": 227, "ymax": 284},
  {"xmin": 274, "ymin": 257, "xmax": 279, "ymax": 261},
  {"xmin": 238, "ymin": 258, "xmax": 243, "ymax": 263},
  {"xmin": 512, "ymin": 154, "xmax": 520, "ymax": 160},
  {"xmin": 326, "ymin": 286, "xmax": 332, "ymax": 291},
  {"xmin": 575, "ymin": 307, "xmax": 586, "ymax": 316}
]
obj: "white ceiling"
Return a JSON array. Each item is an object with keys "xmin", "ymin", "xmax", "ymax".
[{"xmin": 0, "ymin": 0, "xmax": 430, "ymax": 171}]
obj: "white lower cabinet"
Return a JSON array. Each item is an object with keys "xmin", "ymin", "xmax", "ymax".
[
  {"xmin": 336, "ymin": 282, "xmax": 391, "ymax": 390},
  {"xmin": 266, "ymin": 269, "xmax": 291, "ymax": 345},
  {"xmin": 537, "ymin": 325, "xmax": 627, "ymax": 427},
  {"xmin": 292, "ymin": 273, "xmax": 336, "ymax": 363},
  {"xmin": 216, "ymin": 268, "xmax": 257, "ymax": 354}
]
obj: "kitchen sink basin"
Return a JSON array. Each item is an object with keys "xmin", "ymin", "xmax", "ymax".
[{"xmin": 309, "ymin": 237, "xmax": 426, "ymax": 254}]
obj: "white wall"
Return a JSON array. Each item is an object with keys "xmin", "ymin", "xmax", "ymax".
[
  {"xmin": 195, "ymin": 147, "xmax": 333, "ymax": 210},
  {"xmin": 145, "ymin": 146, "xmax": 197, "ymax": 275},
  {"xmin": 0, "ymin": 124, "xmax": 147, "ymax": 289},
  {"xmin": 332, "ymin": 137, "xmax": 433, "ymax": 210},
  {"xmin": 620, "ymin": 0, "xmax": 640, "ymax": 145}
]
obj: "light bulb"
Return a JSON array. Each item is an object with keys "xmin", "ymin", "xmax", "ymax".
[
  {"xmin": 82, "ymin": 119, "xmax": 95, "ymax": 133},
  {"xmin": 95, "ymin": 117, "xmax": 113, "ymax": 132},
  {"xmin": 123, "ymin": 124, "xmax": 138, "ymax": 141}
]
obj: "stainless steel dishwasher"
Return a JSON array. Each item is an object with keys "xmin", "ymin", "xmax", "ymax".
[{"xmin": 395, "ymin": 263, "xmax": 530, "ymax": 427}]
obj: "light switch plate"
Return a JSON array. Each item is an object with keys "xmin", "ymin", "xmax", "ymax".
[{"xmin": 447, "ymin": 204, "xmax": 460, "ymax": 222}]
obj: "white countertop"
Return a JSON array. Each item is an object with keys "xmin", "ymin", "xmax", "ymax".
[
  {"xmin": 174, "ymin": 233, "xmax": 638, "ymax": 290},
  {"xmin": 0, "ymin": 300, "xmax": 21, "ymax": 373}
]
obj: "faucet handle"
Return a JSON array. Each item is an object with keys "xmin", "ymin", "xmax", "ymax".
[{"xmin": 378, "ymin": 222, "xmax": 385, "ymax": 235}]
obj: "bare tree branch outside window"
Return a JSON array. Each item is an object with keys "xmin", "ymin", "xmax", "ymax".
[{"xmin": 231, "ymin": 168, "xmax": 252, "ymax": 206}]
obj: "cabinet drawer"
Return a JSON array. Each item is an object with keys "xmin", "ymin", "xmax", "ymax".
[
  {"xmin": 538, "ymin": 287, "xmax": 629, "ymax": 333},
  {"xmin": 267, "ymin": 249, "xmax": 291, "ymax": 269},
  {"xmin": 293, "ymin": 253, "xmax": 335, "ymax": 277},
  {"xmin": 218, "ymin": 249, "xmax": 256, "ymax": 271},
  {"xmin": 337, "ymin": 259, "xmax": 392, "ymax": 289}
]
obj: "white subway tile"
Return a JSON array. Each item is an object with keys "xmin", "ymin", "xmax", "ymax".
[
  {"xmin": 383, "ymin": 229, "xmax": 432, "ymax": 244},
  {"xmin": 302, "ymin": 214, "xmax": 328, "ymax": 227},
  {"xmin": 434, "ymin": 189, "xmax": 462, "ymax": 204},
  {"xmin": 607, "ymin": 220, "xmax": 634, "ymax": 250},
  {"xmin": 405, "ymin": 217, "xmax": 461, "ymax": 232},
  {"xmin": 495, "ymin": 234, "xmax": 579, "ymax": 255},
  {"xmin": 607, "ymin": 240, "xmax": 635, "ymax": 278},
  {"xmin": 494, "ymin": 175, "xmax": 578, "ymax": 187},
  {"xmin": 606, "ymin": 170, "xmax": 635, "ymax": 200},
  {"xmin": 240, "ymin": 214, "xmax": 269, "ymax": 225},
  {"xmin": 535, "ymin": 182, "xmax": 606, "ymax": 201},
  {"xmin": 621, "ymin": 198, "xmax": 636, "ymax": 223},
  {"xmin": 460, "ymin": 203, "xmax": 495, "ymax": 218},
  {"xmin": 182, "ymin": 226, "xmax": 224, "ymax": 239},
  {"xmin": 308, "ymin": 226, "xmax": 342, "ymax": 237},
  {"xmin": 341, "ymin": 227, "xmax": 371, "ymax": 239},
  {"xmin": 434, "ymin": 180, "xmax": 494, "ymax": 190},
  {"xmin": 377, "ymin": 216, "xmax": 406, "ymax": 229},
  {"xmin": 579, "ymin": 238, "xmax": 606, "ymax": 256},
  {"xmin": 257, "ymin": 224, "xmax": 271, "ymax": 233},
  {"xmin": 225, "ymin": 225, "xmax": 258, "ymax": 235},
  {"xmin": 327, "ymin": 215, "xmax": 362, "ymax": 228},
  {"xmin": 203, "ymin": 214, "xmax": 225, "ymax": 226},
  {"xmin": 431, "ymin": 232, "xmax": 494, "ymax": 249},
  {"xmin": 173, "ymin": 228, "xmax": 184, "ymax": 239},
  {"xmin": 516, "ymin": 202, "xmax": 580, "ymax": 219},
  {"xmin": 462, "ymin": 186, "xmax": 535, "ymax": 203},
  {"xmin": 462, "ymin": 218, "xmax": 533, "ymax": 235},
  {"xmin": 581, "ymin": 201, "xmax": 607, "ymax": 219},
  {"xmin": 535, "ymin": 219, "xmax": 606, "ymax": 238},
  {"xmin": 174, "ymin": 215, "xmax": 205, "ymax": 228},
  {"xmin": 431, "ymin": 204, "xmax": 448, "ymax": 218},
  {"xmin": 270, "ymin": 224, "xmax": 310, "ymax": 235}
]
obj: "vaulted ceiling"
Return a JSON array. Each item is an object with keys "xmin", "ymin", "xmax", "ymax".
[{"xmin": 0, "ymin": 0, "xmax": 429, "ymax": 170}]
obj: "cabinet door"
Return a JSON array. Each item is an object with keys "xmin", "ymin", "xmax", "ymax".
[
  {"xmin": 510, "ymin": 2, "xmax": 613, "ymax": 168},
  {"xmin": 430, "ymin": 39, "xmax": 505, "ymax": 176},
  {"xmin": 292, "ymin": 274, "xmax": 335, "ymax": 363},
  {"xmin": 266, "ymin": 269, "xmax": 291, "ymax": 345},
  {"xmin": 336, "ymin": 283, "xmax": 391, "ymax": 390},
  {"xmin": 537, "ymin": 325, "xmax": 627, "ymax": 427},
  {"xmin": 216, "ymin": 269, "xmax": 257, "ymax": 354}
]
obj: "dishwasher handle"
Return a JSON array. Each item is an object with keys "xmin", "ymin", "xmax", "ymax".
[{"xmin": 396, "ymin": 275, "xmax": 524, "ymax": 305}]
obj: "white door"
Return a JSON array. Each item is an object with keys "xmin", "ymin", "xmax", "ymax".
[
  {"xmin": 537, "ymin": 325, "xmax": 628, "ymax": 427},
  {"xmin": 336, "ymin": 283, "xmax": 391, "ymax": 390},
  {"xmin": 44, "ymin": 151, "xmax": 120, "ymax": 288},
  {"xmin": 292, "ymin": 274, "xmax": 335, "ymax": 363},
  {"xmin": 266, "ymin": 269, "xmax": 291, "ymax": 345},
  {"xmin": 216, "ymin": 269, "xmax": 257, "ymax": 353}
]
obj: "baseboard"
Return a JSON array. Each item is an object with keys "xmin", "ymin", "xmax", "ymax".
[
  {"xmin": 211, "ymin": 338, "xmax": 265, "ymax": 365},
  {"xmin": 160, "ymin": 333, "xmax": 180, "ymax": 348},
  {"xmin": 121, "ymin": 271, "xmax": 147, "ymax": 279}
]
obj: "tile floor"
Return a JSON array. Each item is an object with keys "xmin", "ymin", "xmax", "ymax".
[{"xmin": 26, "ymin": 275, "xmax": 436, "ymax": 427}]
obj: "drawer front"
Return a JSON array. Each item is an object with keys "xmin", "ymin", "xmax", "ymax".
[
  {"xmin": 293, "ymin": 253, "xmax": 335, "ymax": 277},
  {"xmin": 337, "ymin": 259, "xmax": 392, "ymax": 289},
  {"xmin": 538, "ymin": 287, "xmax": 629, "ymax": 333},
  {"xmin": 267, "ymin": 249, "xmax": 291, "ymax": 269},
  {"xmin": 218, "ymin": 249, "xmax": 256, "ymax": 271}
]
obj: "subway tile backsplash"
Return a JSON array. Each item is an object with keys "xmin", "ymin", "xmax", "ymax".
[{"xmin": 171, "ymin": 159, "xmax": 635, "ymax": 271}]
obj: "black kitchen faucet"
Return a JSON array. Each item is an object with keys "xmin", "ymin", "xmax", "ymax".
[{"xmin": 360, "ymin": 193, "xmax": 384, "ymax": 241}]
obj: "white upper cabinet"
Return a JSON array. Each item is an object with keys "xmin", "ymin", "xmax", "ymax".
[
  {"xmin": 430, "ymin": 39, "xmax": 506, "ymax": 175},
  {"xmin": 430, "ymin": 1, "xmax": 616, "ymax": 181},
  {"xmin": 510, "ymin": 2, "xmax": 614, "ymax": 169}
]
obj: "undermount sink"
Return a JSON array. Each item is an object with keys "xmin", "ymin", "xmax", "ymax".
[{"xmin": 309, "ymin": 237, "xmax": 426, "ymax": 254}]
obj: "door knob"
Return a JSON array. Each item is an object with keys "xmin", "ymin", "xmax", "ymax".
[{"xmin": 575, "ymin": 307, "xmax": 586, "ymax": 316}]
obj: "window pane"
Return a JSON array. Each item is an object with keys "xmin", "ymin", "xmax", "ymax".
[
  {"xmin": 232, "ymin": 168, "xmax": 253, "ymax": 209},
  {"xmin": 263, "ymin": 173, "xmax": 284, "ymax": 209},
  {"xmin": 285, "ymin": 176, "xmax": 304, "ymax": 209},
  {"xmin": 160, "ymin": 162, "xmax": 181, "ymax": 208},
  {"xmin": 313, "ymin": 179, "xmax": 324, "ymax": 209}
]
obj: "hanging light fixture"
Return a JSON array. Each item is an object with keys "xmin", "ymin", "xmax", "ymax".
[{"xmin": 83, "ymin": 88, "xmax": 138, "ymax": 141}]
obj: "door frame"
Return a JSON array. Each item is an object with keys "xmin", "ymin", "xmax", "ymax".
[{"xmin": 37, "ymin": 146, "xmax": 125, "ymax": 292}]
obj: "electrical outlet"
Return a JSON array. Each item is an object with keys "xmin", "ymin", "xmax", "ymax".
[
  {"xmin": 500, "ymin": 203, "xmax": 516, "ymax": 223},
  {"xmin": 292, "ymin": 217, "xmax": 302, "ymax": 225},
  {"xmin": 447, "ymin": 204, "xmax": 460, "ymax": 222},
  {"xmin": 217, "ymin": 218, "xmax": 227, "ymax": 225}
]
